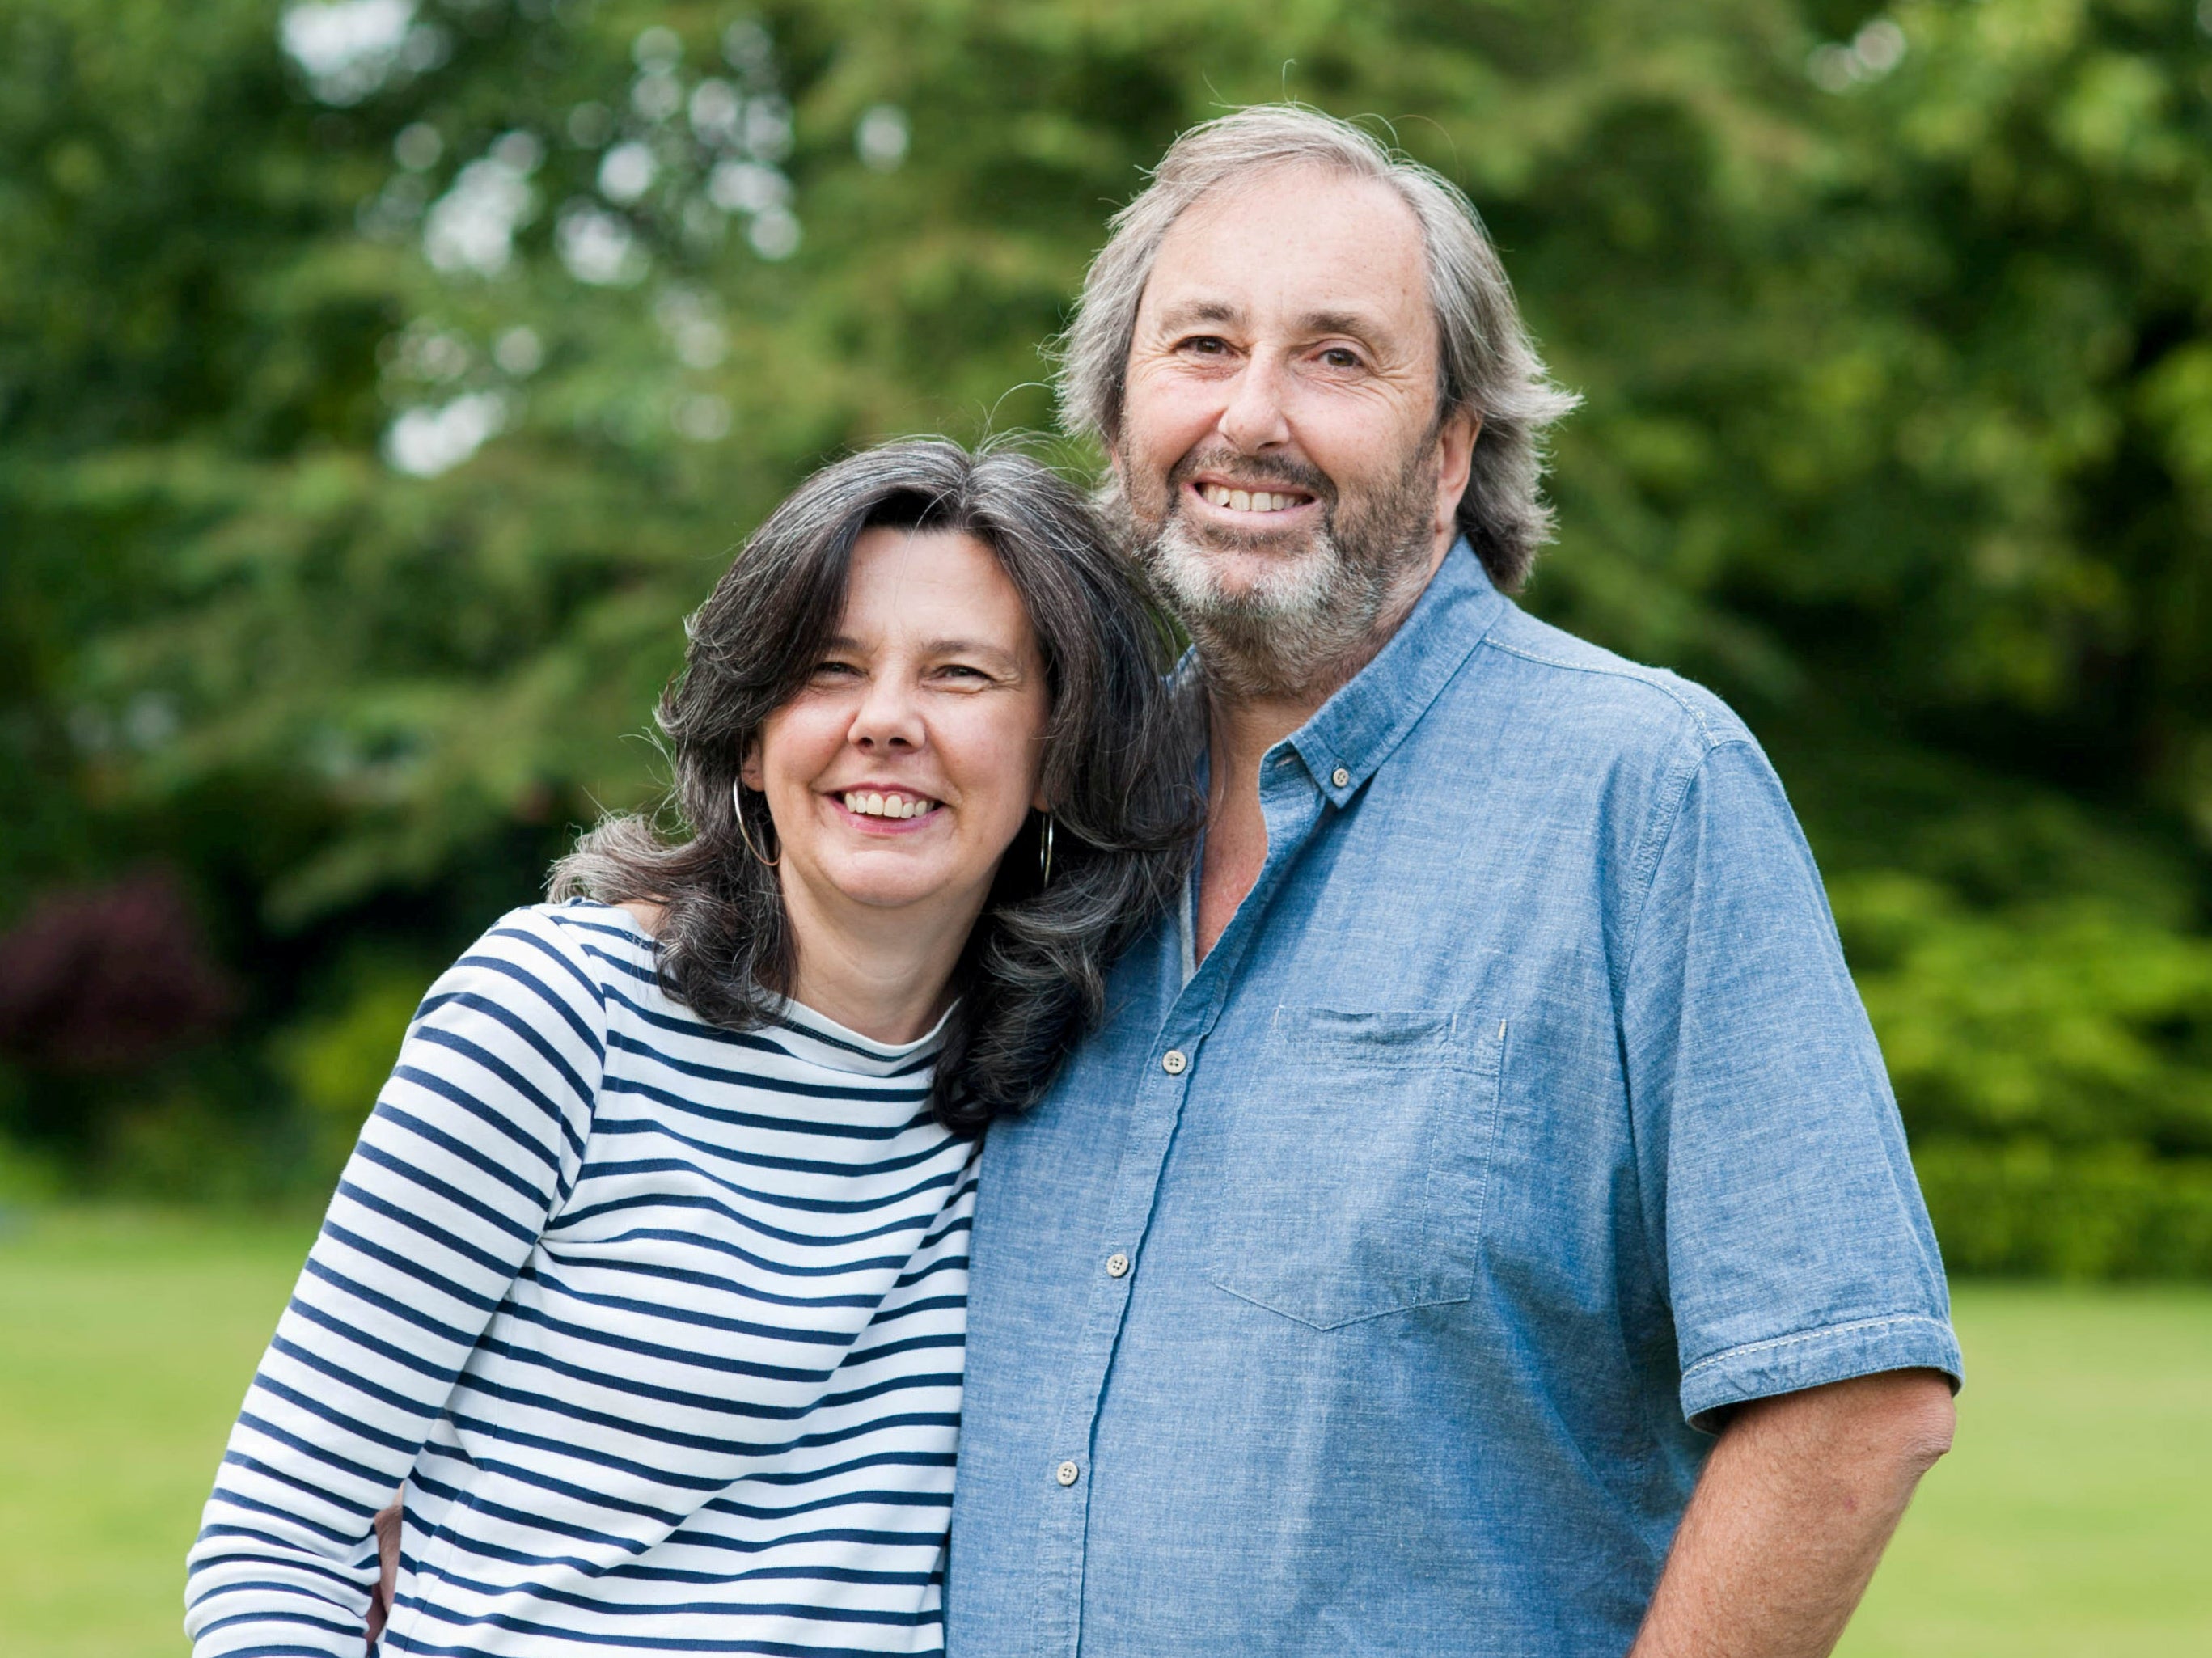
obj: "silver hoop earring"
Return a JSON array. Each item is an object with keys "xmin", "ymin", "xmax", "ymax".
[
  {"xmin": 1037, "ymin": 812, "xmax": 1055, "ymax": 887},
  {"xmin": 734, "ymin": 780, "xmax": 780, "ymax": 869}
]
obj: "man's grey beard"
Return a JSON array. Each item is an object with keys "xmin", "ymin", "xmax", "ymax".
[{"xmin": 1116, "ymin": 442, "xmax": 1441, "ymax": 703}]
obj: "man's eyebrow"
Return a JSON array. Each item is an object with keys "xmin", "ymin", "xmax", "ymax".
[
  {"xmin": 1301, "ymin": 307, "xmax": 1389, "ymax": 340},
  {"xmin": 1151, "ymin": 298, "xmax": 1246, "ymax": 333},
  {"xmin": 1149, "ymin": 298, "xmax": 1394, "ymax": 342}
]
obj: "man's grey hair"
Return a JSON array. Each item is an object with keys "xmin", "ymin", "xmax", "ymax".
[{"xmin": 1058, "ymin": 104, "xmax": 1580, "ymax": 592}]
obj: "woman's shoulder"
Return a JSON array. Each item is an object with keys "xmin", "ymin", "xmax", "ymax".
[{"xmin": 449, "ymin": 899, "xmax": 658, "ymax": 1009}]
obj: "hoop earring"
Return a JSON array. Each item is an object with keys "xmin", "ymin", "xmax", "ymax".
[
  {"xmin": 1037, "ymin": 811, "xmax": 1055, "ymax": 887},
  {"xmin": 734, "ymin": 781, "xmax": 780, "ymax": 868}
]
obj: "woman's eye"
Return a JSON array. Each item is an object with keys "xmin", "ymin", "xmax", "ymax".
[
  {"xmin": 811, "ymin": 660, "xmax": 859, "ymax": 679},
  {"xmin": 1182, "ymin": 336, "xmax": 1229, "ymax": 357}
]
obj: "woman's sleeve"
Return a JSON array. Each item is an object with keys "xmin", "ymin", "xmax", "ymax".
[{"xmin": 183, "ymin": 907, "xmax": 607, "ymax": 1656}]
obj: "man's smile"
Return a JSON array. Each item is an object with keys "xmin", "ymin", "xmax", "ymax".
[{"xmin": 1182, "ymin": 476, "xmax": 1322, "ymax": 527}]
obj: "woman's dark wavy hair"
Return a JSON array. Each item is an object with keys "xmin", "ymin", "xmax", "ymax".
[{"xmin": 551, "ymin": 438, "xmax": 1199, "ymax": 1133}]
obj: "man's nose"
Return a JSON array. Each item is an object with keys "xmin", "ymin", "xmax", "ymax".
[
  {"xmin": 1216, "ymin": 351, "xmax": 1292, "ymax": 453},
  {"xmin": 848, "ymin": 672, "xmax": 924, "ymax": 752}
]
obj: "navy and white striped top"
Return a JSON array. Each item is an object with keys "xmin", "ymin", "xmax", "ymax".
[{"xmin": 185, "ymin": 901, "xmax": 978, "ymax": 1656}]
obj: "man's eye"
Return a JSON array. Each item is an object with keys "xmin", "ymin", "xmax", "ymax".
[
  {"xmin": 1182, "ymin": 336, "xmax": 1229, "ymax": 356},
  {"xmin": 1320, "ymin": 347, "xmax": 1363, "ymax": 369}
]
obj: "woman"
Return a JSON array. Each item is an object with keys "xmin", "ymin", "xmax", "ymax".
[{"xmin": 183, "ymin": 440, "xmax": 1195, "ymax": 1656}]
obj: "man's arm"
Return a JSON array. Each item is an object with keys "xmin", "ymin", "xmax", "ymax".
[
  {"xmin": 1629, "ymin": 1369, "xmax": 1956, "ymax": 1658},
  {"xmin": 366, "ymin": 1501, "xmax": 400, "ymax": 1650}
]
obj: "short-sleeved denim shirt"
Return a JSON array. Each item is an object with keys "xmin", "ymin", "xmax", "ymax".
[{"xmin": 945, "ymin": 542, "xmax": 1961, "ymax": 1658}]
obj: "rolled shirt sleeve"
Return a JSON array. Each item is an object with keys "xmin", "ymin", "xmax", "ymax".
[{"xmin": 1620, "ymin": 738, "xmax": 1963, "ymax": 1430}]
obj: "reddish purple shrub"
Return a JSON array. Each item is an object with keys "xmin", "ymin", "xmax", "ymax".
[{"xmin": 0, "ymin": 872, "xmax": 237, "ymax": 1071}]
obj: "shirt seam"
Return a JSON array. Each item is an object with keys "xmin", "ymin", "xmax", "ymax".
[
  {"xmin": 1601, "ymin": 727, "xmax": 1753, "ymax": 1314},
  {"xmin": 1679, "ymin": 1312, "xmax": 1954, "ymax": 1383},
  {"xmin": 1615, "ymin": 737, "xmax": 1757, "ymax": 977},
  {"xmin": 1479, "ymin": 635, "xmax": 1728, "ymax": 747},
  {"xmin": 1478, "ymin": 636, "xmax": 1774, "ymax": 1346},
  {"xmin": 536, "ymin": 904, "xmax": 618, "ymax": 1019},
  {"xmin": 529, "ymin": 907, "xmax": 617, "ymax": 1212},
  {"xmin": 1474, "ymin": 632, "xmax": 1751, "ymax": 964}
]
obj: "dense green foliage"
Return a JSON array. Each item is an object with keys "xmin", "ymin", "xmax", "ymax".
[{"xmin": 5, "ymin": 0, "xmax": 2212, "ymax": 1272}]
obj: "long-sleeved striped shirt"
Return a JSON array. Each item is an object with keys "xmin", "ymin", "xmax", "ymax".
[{"xmin": 185, "ymin": 900, "xmax": 978, "ymax": 1656}]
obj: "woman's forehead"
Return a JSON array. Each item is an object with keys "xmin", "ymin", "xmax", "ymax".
[{"xmin": 838, "ymin": 526, "xmax": 1036, "ymax": 648}]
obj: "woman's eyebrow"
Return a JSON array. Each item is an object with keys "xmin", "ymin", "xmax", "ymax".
[{"xmin": 925, "ymin": 638, "xmax": 1023, "ymax": 666}]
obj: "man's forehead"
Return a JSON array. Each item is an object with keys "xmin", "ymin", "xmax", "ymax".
[{"xmin": 1139, "ymin": 166, "xmax": 1428, "ymax": 336}]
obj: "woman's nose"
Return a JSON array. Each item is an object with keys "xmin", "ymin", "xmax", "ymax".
[{"xmin": 848, "ymin": 674, "xmax": 924, "ymax": 751}]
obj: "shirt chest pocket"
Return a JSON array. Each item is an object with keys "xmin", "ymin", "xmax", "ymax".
[{"xmin": 1207, "ymin": 1007, "xmax": 1504, "ymax": 1330}]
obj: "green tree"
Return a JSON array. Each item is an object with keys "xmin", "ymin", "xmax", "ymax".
[{"xmin": 3, "ymin": 0, "xmax": 2210, "ymax": 1269}]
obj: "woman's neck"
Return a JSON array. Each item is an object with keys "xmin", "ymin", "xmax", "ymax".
[{"xmin": 776, "ymin": 876, "xmax": 983, "ymax": 1046}]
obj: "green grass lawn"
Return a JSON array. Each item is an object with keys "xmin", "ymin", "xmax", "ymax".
[
  {"xmin": 0, "ymin": 1205, "xmax": 319, "ymax": 1658},
  {"xmin": 2, "ymin": 1206, "xmax": 2207, "ymax": 1656},
  {"xmin": 1838, "ymin": 1285, "xmax": 2212, "ymax": 1657}
]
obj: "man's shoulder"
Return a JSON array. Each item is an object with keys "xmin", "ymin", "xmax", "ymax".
[{"xmin": 1461, "ymin": 605, "xmax": 1754, "ymax": 768}]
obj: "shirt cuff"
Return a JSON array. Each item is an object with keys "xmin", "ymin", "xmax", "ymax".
[{"xmin": 1678, "ymin": 1312, "xmax": 1964, "ymax": 1432}]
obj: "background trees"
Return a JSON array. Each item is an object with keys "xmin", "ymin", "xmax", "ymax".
[{"xmin": 5, "ymin": 0, "xmax": 2210, "ymax": 1271}]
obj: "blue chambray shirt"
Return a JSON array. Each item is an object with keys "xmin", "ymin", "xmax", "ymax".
[{"xmin": 946, "ymin": 541, "xmax": 1962, "ymax": 1658}]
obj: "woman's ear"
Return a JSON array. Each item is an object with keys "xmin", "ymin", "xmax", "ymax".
[{"xmin": 739, "ymin": 739, "xmax": 764, "ymax": 793}]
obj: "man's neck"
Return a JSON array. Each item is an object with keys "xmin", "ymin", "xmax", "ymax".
[
  {"xmin": 1206, "ymin": 691, "xmax": 1322, "ymax": 811},
  {"xmin": 1189, "ymin": 531, "xmax": 1456, "ymax": 962},
  {"xmin": 1192, "ymin": 690, "xmax": 1312, "ymax": 966}
]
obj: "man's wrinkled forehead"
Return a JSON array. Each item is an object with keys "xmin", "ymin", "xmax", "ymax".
[{"xmin": 1134, "ymin": 165, "xmax": 1435, "ymax": 350}]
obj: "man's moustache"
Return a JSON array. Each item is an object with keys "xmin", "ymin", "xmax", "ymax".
[{"xmin": 1165, "ymin": 452, "xmax": 1335, "ymax": 502}]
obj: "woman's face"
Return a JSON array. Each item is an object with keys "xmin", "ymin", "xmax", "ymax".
[{"xmin": 743, "ymin": 526, "xmax": 1051, "ymax": 928}]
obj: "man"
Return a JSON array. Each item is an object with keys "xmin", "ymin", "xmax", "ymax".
[{"xmin": 945, "ymin": 105, "xmax": 1961, "ymax": 1656}]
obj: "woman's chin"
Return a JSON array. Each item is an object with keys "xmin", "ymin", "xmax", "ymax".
[{"xmin": 805, "ymin": 858, "xmax": 979, "ymax": 919}]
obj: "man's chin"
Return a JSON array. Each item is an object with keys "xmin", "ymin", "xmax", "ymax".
[{"xmin": 1148, "ymin": 520, "xmax": 1334, "ymax": 620}]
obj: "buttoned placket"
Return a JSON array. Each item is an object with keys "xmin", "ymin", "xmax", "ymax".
[
  {"xmin": 958, "ymin": 547, "xmax": 1509, "ymax": 1658},
  {"xmin": 1025, "ymin": 747, "xmax": 1335, "ymax": 1658}
]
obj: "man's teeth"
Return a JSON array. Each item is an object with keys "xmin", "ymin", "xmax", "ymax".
[
  {"xmin": 1199, "ymin": 484, "xmax": 1304, "ymax": 513},
  {"xmin": 841, "ymin": 792, "xmax": 940, "ymax": 819}
]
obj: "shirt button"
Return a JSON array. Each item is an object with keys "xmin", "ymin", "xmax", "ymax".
[
  {"xmin": 1106, "ymin": 1252, "xmax": 1130, "ymax": 1278},
  {"xmin": 1056, "ymin": 1460, "xmax": 1081, "ymax": 1487},
  {"xmin": 1332, "ymin": 766, "xmax": 1351, "ymax": 788},
  {"xmin": 1161, "ymin": 1049, "xmax": 1187, "ymax": 1076}
]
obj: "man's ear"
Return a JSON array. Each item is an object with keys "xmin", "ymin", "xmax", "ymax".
[
  {"xmin": 1432, "ymin": 407, "xmax": 1481, "ymax": 541},
  {"xmin": 1104, "ymin": 436, "xmax": 1128, "ymax": 495}
]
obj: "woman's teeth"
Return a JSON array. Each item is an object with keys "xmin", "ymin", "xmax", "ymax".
[
  {"xmin": 1199, "ymin": 484, "xmax": 1304, "ymax": 513},
  {"xmin": 841, "ymin": 792, "xmax": 940, "ymax": 819}
]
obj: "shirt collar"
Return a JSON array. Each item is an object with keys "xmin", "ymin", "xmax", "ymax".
[{"xmin": 1286, "ymin": 539, "xmax": 1506, "ymax": 805}]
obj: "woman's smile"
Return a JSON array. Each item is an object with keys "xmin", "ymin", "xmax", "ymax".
[{"xmin": 827, "ymin": 786, "xmax": 945, "ymax": 830}]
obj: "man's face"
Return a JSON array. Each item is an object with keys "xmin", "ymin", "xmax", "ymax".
[{"xmin": 1114, "ymin": 164, "xmax": 1475, "ymax": 699}]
